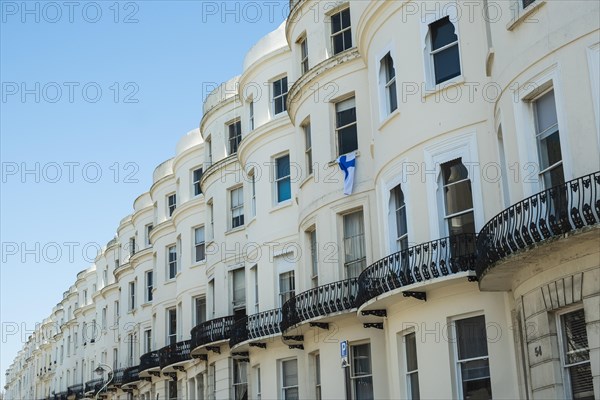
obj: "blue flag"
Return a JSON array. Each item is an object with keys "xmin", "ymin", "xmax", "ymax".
[{"xmin": 337, "ymin": 152, "xmax": 356, "ymax": 195}]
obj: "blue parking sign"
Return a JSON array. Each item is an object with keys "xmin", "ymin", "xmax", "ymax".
[{"xmin": 340, "ymin": 340, "xmax": 349, "ymax": 367}]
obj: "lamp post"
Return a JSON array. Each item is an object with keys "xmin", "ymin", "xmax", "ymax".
[{"xmin": 93, "ymin": 364, "xmax": 113, "ymax": 400}]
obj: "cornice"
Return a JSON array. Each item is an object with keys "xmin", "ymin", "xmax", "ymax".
[
  {"xmin": 171, "ymin": 195, "xmax": 205, "ymax": 225},
  {"xmin": 237, "ymin": 114, "xmax": 293, "ymax": 166},
  {"xmin": 239, "ymin": 47, "xmax": 290, "ymax": 98},
  {"xmin": 199, "ymin": 94, "xmax": 241, "ymax": 136},
  {"xmin": 148, "ymin": 219, "xmax": 175, "ymax": 244},
  {"xmin": 172, "ymin": 142, "xmax": 204, "ymax": 172},
  {"xmin": 100, "ymin": 282, "xmax": 119, "ymax": 298},
  {"xmin": 286, "ymin": 47, "xmax": 361, "ymax": 122},
  {"xmin": 285, "ymin": 0, "xmax": 306, "ymax": 45},
  {"xmin": 199, "ymin": 154, "xmax": 238, "ymax": 192}
]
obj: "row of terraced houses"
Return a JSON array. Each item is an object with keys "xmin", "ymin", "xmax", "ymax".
[{"xmin": 5, "ymin": 0, "xmax": 600, "ymax": 399}]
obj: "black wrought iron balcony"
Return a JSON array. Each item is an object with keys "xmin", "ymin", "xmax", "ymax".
[
  {"xmin": 281, "ymin": 278, "xmax": 358, "ymax": 332},
  {"xmin": 110, "ymin": 368, "xmax": 126, "ymax": 386},
  {"xmin": 66, "ymin": 383, "xmax": 83, "ymax": 398},
  {"xmin": 158, "ymin": 340, "xmax": 191, "ymax": 369},
  {"xmin": 230, "ymin": 308, "xmax": 282, "ymax": 347},
  {"xmin": 84, "ymin": 378, "xmax": 104, "ymax": 394},
  {"xmin": 139, "ymin": 350, "xmax": 160, "ymax": 372},
  {"xmin": 476, "ymin": 171, "xmax": 600, "ymax": 280},
  {"xmin": 356, "ymin": 234, "xmax": 477, "ymax": 307},
  {"xmin": 53, "ymin": 391, "xmax": 68, "ymax": 400},
  {"xmin": 191, "ymin": 315, "xmax": 236, "ymax": 350},
  {"xmin": 122, "ymin": 365, "xmax": 140, "ymax": 385}
]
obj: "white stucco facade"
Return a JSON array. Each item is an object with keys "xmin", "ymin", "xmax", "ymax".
[{"xmin": 5, "ymin": 1, "xmax": 600, "ymax": 400}]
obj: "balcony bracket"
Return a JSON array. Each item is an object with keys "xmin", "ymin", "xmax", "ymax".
[
  {"xmin": 468, "ymin": 276, "xmax": 478, "ymax": 282},
  {"xmin": 249, "ymin": 343, "xmax": 267, "ymax": 349},
  {"xmin": 363, "ymin": 323, "xmax": 384, "ymax": 330},
  {"xmin": 283, "ymin": 335, "xmax": 304, "ymax": 342},
  {"xmin": 148, "ymin": 371, "xmax": 161, "ymax": 377},
  {"xmin": 288, "ymin": 344, "xmax": 304, "ymax": 350},
  {"xmin": 309, "ymin": 322, "xmax": 329, "ymax": 330},
  {"xmin": 173, "ymin": 366, "xmax": 185, "ymax": 372},
  {"xmin": 402, "ymin": 291, "xmax": 427, "ymax": 301},
  {"xmin": 140, "ymin": 377, "xmax": 152, "ymax": 382},
  {"xmin": 206, "ymin": 346, "xmax": 221, "ymax": 354},
  {"xmin": 232, "ymin": 352, "xmax": 249, "ymax": 359},
  {"xmin": 361, "ymin": 309, "xmax": 387, "ymax": 318},
  {"xmin": 163, "ymin": 372, "xmax": 177, "ymax": 381},
  {"xmin": 192, "ymin": 354, "xmax": 208, "ymax": 361},
  {"xmin": 122, "ymin": 388, "xmax": 134, "ymax": 393}
]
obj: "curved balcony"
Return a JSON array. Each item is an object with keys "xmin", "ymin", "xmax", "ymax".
[
  {"xmin": 356, "ymin": 234, "xmax": 477, "ymax": 307},
  {"xmin": 66, "ymin": 383, "xmax": 83, "ymax": 399},
  {"xmin": 191, "ymin": 316, "xmax": 236, "ymax": 351},
  {"xmin": 122, "ymin": 365, "xmax": 140, "ymax": 386},
  {"xmin": 84, "ymin": 378, "xmax": 104, "ymax": 396},
  {"xmin": 230, "ymin": 309, "xmax": 282, "ymax": 348},
  {"xmin": 139, "ymin": 350, "xmax": 160, "ymax": 374},
  {"xmin": 281, "ymin": 278, "xmax": 358, "ymax": 333},
  {"xmin": 110, "ymin": 368, "xmax": 126, "ymax": 387},
  {"xmin": 476, "ymin": 172, "xmax": 600, "ymax": 286},
  {"xmin": 158, "ymin": 340, "xmax": 192, "ymax": 370}
]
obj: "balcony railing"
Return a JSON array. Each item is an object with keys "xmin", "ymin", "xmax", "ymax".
[
  {"xmin": 158, "ymin": 340, "xmax": 192, "ymax": 369},
  {"xmin": 139, "ymin": 350, "xmax": 160, "ymax": 372},
  {"xmin": 66, "ymin": 383, "xmax": 83, "ymax": 398},
  {"xmin": 281, "ymin": 278, "xmax": 358, "ymax": 332},
  {"xmin": 191, "ymin": 315, "xmax": 237, "ymax": 350},
  {"xmin": 476, "ymin": 172, "xmax": 600, "ymax": 279},
  {"xmin": 356, "ymin": 234, "xmax": 477, "ymax": 306},
  {"xmin": 122, "ymin": 365, "xmax": 140, "ymax": 385},
  {"xmin": 110, "ymin": 368, "xmax": 126, "ymax": 386},
  {"xmin": 84, "ymin": 378, "xmax": 104, "ymax": 394},
  {"xmin": 230, "ymin": 308, "xmax": 282, "ymax": 347},
  {"xmin": 53, "ymin": 392, "xmax": 68, "ymax": 400}
]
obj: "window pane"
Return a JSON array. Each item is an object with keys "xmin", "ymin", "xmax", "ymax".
[
  {"xmin": 408, "ymin": 372, "xmax": 420, "ymax": 400},
  {"xmin": 444, "ymin": 180, "xmax": 473, "ymax": 216},
  {"xmin": 568, "ymin": 364, "xmax": 594, "ymax": 400},
  {"xmin": 456, "ymin": 315, "xmax": 488, "ymax": 360},
  {"xmin": 333, "ymin": 34, "xmax": 345, "ymax": 54},
  {"xmin": 430, "ymin": 16, "xmax": 457, "ymax": 50},
  {"xmin": 277, "ymin": 155, "xmax": 290, "ymax": 178},
  {"xmin": 405, "ymin": 333, "xmax": 418, "ymax": 372},
  {"xmin": 562, "ymin": 309, "xmax": 590, "ymax": 364},
  {"xmin": 195, "ymin": 227, "xmax": 205, "ymax": 244},
  {"xmin": 278, "ymin": 178, "xmax": 291, "ymax": 202},
  {"xmin": 352, "ymin": 344, "xmax": 371, "ymax": 376},
  {"xmin": 338, "ymin": 125, "xmax": 358, "ymax": 155},
  {"xmin": 354, "ymin": 377, "xmax": 374, "ymax": 400},
  {"xmin": 282, "ymin": 360, "xmax": 298, "ymax": 387},
  {"xmin": 337, "ymin": 107, "xmax": 356, "ymax": 127},
  {"xmin": 442, "ymin": 160, "xmax": 469, "ymax": 184},
  {"xmin": 433, "ymin": 45, "xmax": 461, "ymax": 84},
  {"xmin": 331, "ymin": 12, "xmax": 341, "ymax": 33},
  {"xmin": 341, "ymin": 8, "xmax": 350, "ymax": 28},
  {"xmin": 538, "ymin": 131, "xmax": 563, "ymax": 171},
  {"xmin": 535, "ymin": 90, "xmax": 558, "ymax": 135}
]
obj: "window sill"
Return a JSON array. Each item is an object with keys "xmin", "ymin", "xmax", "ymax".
[
  {"xmin": 165, "ymin": 278, "xmax": 176, "ymax": 285},
  {"xmin": 422, "ymin": 76, "xmax": 465, "ymax": 101},
  {"xmin": 269, "ymin": 200, "xmax": 293, "ymax": 214},
  {"xmin": 506, "ymin": 1, "xmax": 546, "ymax": 31},
  {"xmin": 141, "ymin": 302, "xmax": 152, "ymax": 309},
  {"xmin": 377, "ymin": 108, "xmax": 400, "ymax": 132},
  {"xmin": 191, "ymin": 260, "xmax": 206, "ymax": 269},
  {"xmin": 225, "ymin": 226, "xmax": 245, "ymax": 236}
]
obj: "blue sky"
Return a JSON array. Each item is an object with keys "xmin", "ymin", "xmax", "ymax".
[{"xmin": 0, "ymin": 0, "xmax": 287, "ymax": 387}]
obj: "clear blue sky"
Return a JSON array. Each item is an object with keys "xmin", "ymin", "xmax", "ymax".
[{"xmin": 0, "ymin": 0, "xmax": 287, "ymax": 387}]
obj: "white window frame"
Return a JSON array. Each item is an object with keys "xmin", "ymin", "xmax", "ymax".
[
  {"xmin": 334, "ymin": 95, "xmax": 358, "ymax": 157},
  {"xmin": 193, "ymin": 167, "xmax": 203, "ymax": 197},
  {"xmin": 276, "ymin": 254, "xmax": 296, "ymax": 307},
  {"xmin": 249, "ymin": 99, "xmax": 255, "ymax": 131},
  {"xmin": 232, "ymin": 358, "xmax": 249, "ymax": 400},
  {"xmin": 556, "ymin": 305, "xmax": 593, "ymax": 400},
  {"xmin": 274, "ymin": 153, "xmax": 292, "ymax": 204},
  {"xmin": 440, "ymin": 158, "xmax": 475, "ymax": 237},
  {"xmin": 231, "ymin": 267, "xmax": 246, "ymax": 311},
  {"xmin": 303, "ymin": 120, "xmax": 313, "ymax": 176},
  {"xmin": 194, "ymin": 296, "xmax": 206, "ymax": 326},
  {"xmin": 145, "ymin": 224, "xmax": 153, "ymax": 247},
  {"xmin": 144, "ymin": 329, "xmax": 152, "ymax": 354},
  {"xmin": 166, "ymin": 308, "xmax": 177, "ymax": 345},
  {"xmin": 167, "ymin": 193, "xmax": 177, "ymax": 217},
  {"xmin": 128, "ymin": 281, "xmax": 135, "ymax": 311},
  {"xmin": 350, "ymin": 342, "xmax": 374, "ymax": 400},
  {"xmin": 145, "ymin": 270, "xmax": 153, "ymax": 303},
  {"xmin": 272, "ymin": 76, "xmax": 288, "ymax": 116},
  {"xmin": 449, "ymin": 313, "xmax": 492, "ymax": 400},
  {"xmin": 227, "ymin": 119, "xmax": 242, "ymax": 155},
  {"xmin": 587, "ymin": 43, "xmax": 600, "ymax": 147},
  {"xmin": 250, "ymin": 171, "xmax": 257, "ymax": 218},
  {"xmin": 298, "ymin": 34, "xmax": 309, "ymax": 74},
  {"xmin": 280, "ymin": 358, "xmax": 299, "ymax": 400},
  {"xmin": 230, "ymin": 186, "xmax": 244, "ymax": 229},
  {"xmin": 167, "ymin": 245, "xmax": 177, "ymax": 280},
  {"xmin": 329, "ymin": 6, "xmax": 352, "ymax": 55},
  {"xmin": 194, "ymin": 226, "xmax": 206, "ymax": 263},
  {"xmin": 309, "ymin": 228, "xmax": 318, "ymax": 288},
  {"xmin": 512, "ymin": 65, "xmax": 572, "ymax": 197},
  {"xmin": 419, "ymin": 6, "xmax": 462, "ymax": 90},
  {"xmin": 403, "ymin": 331, "xmax": 420, "ymax": 400},
  {"xmin": 424, "ymin": 132, "xmax": 484, "ymax": 239},
  {"xmin": 255, "ymin": 365, "xmax": 261, "ymax": 400},
  {"xmin": 376, "ymin": 47, "xmax": 398, "ymax": 121}
]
